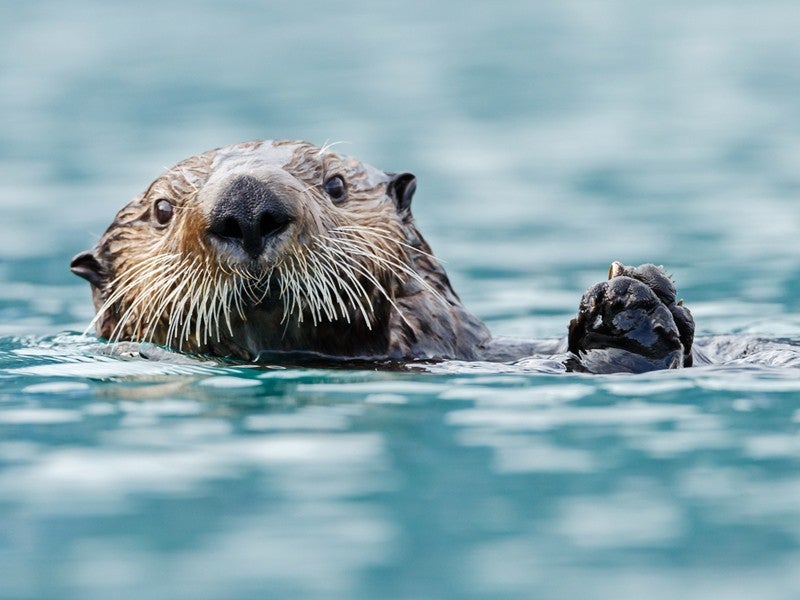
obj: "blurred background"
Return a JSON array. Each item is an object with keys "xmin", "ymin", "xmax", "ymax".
[{"xmin": 3, "ymin": 2, "xmax": 800, "ymax": 599}]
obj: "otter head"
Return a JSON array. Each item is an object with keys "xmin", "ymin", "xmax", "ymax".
[{"xmin": 70, "ymin": 140, "xmax": 440, "ymax": 360}]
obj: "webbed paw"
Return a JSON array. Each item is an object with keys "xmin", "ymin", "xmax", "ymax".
[{"xmin": 567, "ymin": 262, "xmax": 694, "ymax": 373}]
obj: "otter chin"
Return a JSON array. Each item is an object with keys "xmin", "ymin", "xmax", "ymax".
[{"xmin": 71, "ymin": 139, "xmax": 694, "ymax": 373}]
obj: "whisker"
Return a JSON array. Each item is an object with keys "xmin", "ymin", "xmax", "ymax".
[
  {"xmin": 324, "ymin": 235, "xmax": 447, "ymax": 307},
  {"xmin": 332, "ymin": 225, "xmax": 442, "ymax": 261}
]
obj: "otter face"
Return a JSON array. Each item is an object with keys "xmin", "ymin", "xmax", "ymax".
[{"xmin": 70, "ymin": 140, "xmax": 427, "ymax": 358}]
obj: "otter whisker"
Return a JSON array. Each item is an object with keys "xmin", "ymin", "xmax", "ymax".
[
  {"xmin": 286, "ymin": 256, "xmax": 313, "ymax": 328},
  {"xmin": 333, "ymin": 225, "xmax": 442, "ymax": 262},
  {"xmin": 292, "ymin": 252, "xmax": 335, "ymax": 327},
  {"xmin": 324, "ymin": 235, "xmax": 447, "ymax": 307},
  {"xmin": 166, "ymin": 287, "xmax": 192, "ymax": 347},
  {"xmin": 293, "ymin": 251, "xmax": 322, "ymax": 326},
  {"xmin": 141, "ymin": 271, "xmax": 187, "ymax": 342},
  {"xmin": 279, "ymin": 256, "xmax": 305, "ymax": 326},
  {"xmin": 302, "ymin": 251, "xmax": 340, "ymax": 325},
  {"xmin": 195, "ymin": 271, "xmax": 211, "ymax": 345},
  {"xmin": 291, "ymin": 261, "xmax": 309, "ymax": 324},
  {"xmin": 299, "ymin": 253, "xmax": 324, "ymax": 326},
  {"xmin": 162, "ymin": 265, "xmax": 193, "ymax": 346},
  {"xmin": 169, "ymin": 265, "xmax": 196, "ymax": 348},
  {"xmin": 275, "ymin": 236, "xmax": 383, "ymax": 328},
  {"xmin": 189, "ymin": 260, "xmax": 215, "ymax": 347},
  {"xmin": 199, "ymin": 259, "xmax": 223, "ymax": 344},
  {"xmin": 103, "ymin": 260, "xmax": 184, "ymax": 343},
  {"xmin": 158, "ymin": 256, "xmax": 190, "ymax": 345},
  {"xmin": 201, "ymin": 261, "xmax": 224, "ymax": 344},
  {"xmin": 178, "ymin": 167, "xmax": 201, "ymax": 194},
  {"xmin": 91, "ymin": 254, "xmax": 175, "ymax": 303},
  {"xmin": 170, "ymin": 256, "xmax": 206, "ymax": 349},
  {"xmin": 317, "ymin": 140, "xmax": 350, "ymax": 155},
  {"xmin": 224, "ymin": 266, "xmax": 246, "ymax": 320},
  {"xmin": 89, "ymin": 256, "xmax": 176, "ymax": 330},
  {"xmin": 200, "ymin": 269, "xmax": 216, "ymax": 344},
  {"xmin": 321, "ymin": 243, "xmax": 412, "ymax": 328},
  {"xmin": 253, "ymin": 269, "xmax": 274, "ymax": 305},
  {"xmin": 315, "ymin": 242, "xmax": 375, "ymax": 326},
  {"xmin": 207, "ymin": 279, "xmax": 223, "ymax": 343},
  {"xmin": 372, "ymin": 253, "xmax": 447, "ymax": 305},
  {"xmin": 226, "ymin": 273, "xmax": 248, "ymax": 329},
  {"xmin": 321, "ymin": 245, "xmax": 375, "ymax": 314},
  {"xmin": 143, "ymin": 258, "xmax": 199, "ymax": 337},
  {"xmin": 232, "ymin": 276, "xmax": 250, "ymax": 321},
  {"xmin": 306, "ymin": 251, "xmax": 354, "ymax": 324},
  {"xmin": 324, "ymin": 237, "xmax": 406, "ymax": 280},
  {"xmin": 218, "ymin": 278, "xmax": 235, "ymax": 338},
  {"xmin": 306, "ymin": 252, "xmax": 341, "ymax": 324},
  {"xmin": 236, "ymin": 266, "xmax": 271, "ymax": 309}
]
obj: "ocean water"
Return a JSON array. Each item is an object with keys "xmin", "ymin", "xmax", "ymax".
[{"xmin": 2, "ymin": 1, "xmax": 800, "ymax": 598}]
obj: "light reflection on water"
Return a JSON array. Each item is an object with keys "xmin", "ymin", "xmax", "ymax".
[{"xmin": 3, "ymin": 0, "xmax": 800, "ymax": 598}]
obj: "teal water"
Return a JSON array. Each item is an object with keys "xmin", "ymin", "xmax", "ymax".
[{"xmin": 3, "ymin": 1, "xmax": 800, "ymax": 598}]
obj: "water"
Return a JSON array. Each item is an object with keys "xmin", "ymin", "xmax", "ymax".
[{"xmin": 2, "ymin": 1, "xmax": 800, "ymax": 598}]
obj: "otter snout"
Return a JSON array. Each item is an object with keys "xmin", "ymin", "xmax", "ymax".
[{"xmin": 207, "ymin": 175, "xmax": 294, "ymax": 259}]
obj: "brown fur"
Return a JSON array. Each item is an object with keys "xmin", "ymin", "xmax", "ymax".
[{"xmin": 72, "ymin": 140, "xmax": 491, "ymax": 362}]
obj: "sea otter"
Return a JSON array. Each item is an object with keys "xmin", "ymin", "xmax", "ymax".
[{"xmin": 70, "ymin": 139, "xmax": 694, "ymax": 373}]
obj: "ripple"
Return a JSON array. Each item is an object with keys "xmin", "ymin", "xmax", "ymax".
[
  {"xmin": 0, "ymin": 431, "xmax": 388, "ymax": 515},
  {"xmin": 456, "ymin": 429, "xmax": 596, "ymax": 473},
  {"xmin": 0, "ymin": 408, "xmax": 82, "ymax": 424},
  {"xmin": 627, "ymin": 426, "xmax": 734, "ymax": 458},
  {"xmin": 440, "ymin": 383, "xmax": 594, "ymax": 405},
  {"xmin": 447, "ymin": 401, "xmax": 700, "ymax": 431},
  {"xmin": 364, "ymin": 393, "xmax": 408, "ymax": 405},
  {"xmin": 243, "ymin": 407, "xmax": 351, "ymax": 432},
  {"xmin": 119, "ymin": 399, "xmax": 203, "ymax": 417},
  {"xmin": 744, "ymin": 434, "xmax": 800, "ymax": 460},
  {"xmin": 555, "ymin": 486, "xmax": 686, "ymax": 549},
  {"xmin": 602, "ymin": 378, "xmax": 696, "ymax": 396},
  {"xmin": 199, "ymin": 376, "xmax": 263, "ymax": 389},
  {"xmin": 9, "ymin": 359, "xmax": 217, "ymax": 379},
  {"xmin": 22, "ymin": 381, "xmax": 90, "ymax": 394},
  {"xmin": 697, "ymin": 372, "xmax": 800, "ymax": 392},
  {"xmin": 296, "ymin": 380, "xmax": 448, "ymax": 404}
]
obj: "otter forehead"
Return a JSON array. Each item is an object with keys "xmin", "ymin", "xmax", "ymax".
[
  {"xmin": 210, "ymin": 139, "xmax": 298, "ymax": 173},
  {"xmin": 195, "ymin": 140, "xmax": 389, "ymax": 212},
  {"xmin": 198, "ymin": 141, "xmax": 303, "ymax": 212}
]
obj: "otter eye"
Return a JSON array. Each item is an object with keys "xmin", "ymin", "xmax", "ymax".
[
  {"xmin": 323, "ymin": 175, "xmax": 346, "ymax": 203},
  {"xmin": 153, "ymin": 199, "xmax": 174, "ymax": 225}
]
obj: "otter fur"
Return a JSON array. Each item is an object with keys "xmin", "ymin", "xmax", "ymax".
[
  {"xmin": 71, "ymin": 139, "xmax": 695, "ymax": 372},
  {"xmin": 70, "ymin": 140, "xmax": 494, "ymax": 363}
]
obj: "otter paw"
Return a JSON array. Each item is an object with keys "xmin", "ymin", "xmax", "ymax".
[{"xmin": 567, "ymin": 262, "xmax": 694, "ymax": 374}]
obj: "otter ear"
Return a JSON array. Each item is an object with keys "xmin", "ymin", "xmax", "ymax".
[
  {"xmin": 70, "ymin": 250, "xmax": 106, "ymax": 288},
  {"xmin": 386, "ymin": 172, "xmax": 417, "ymax": 213}
]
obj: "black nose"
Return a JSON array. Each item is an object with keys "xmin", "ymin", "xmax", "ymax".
[{"xmin": 208, "ymin": 176, "xmax": 294, "ymax": 259}]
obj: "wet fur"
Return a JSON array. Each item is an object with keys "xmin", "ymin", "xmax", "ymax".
[{"xmin": 75, "ymin": 140, "xmax": 490, "ymax": 361}]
